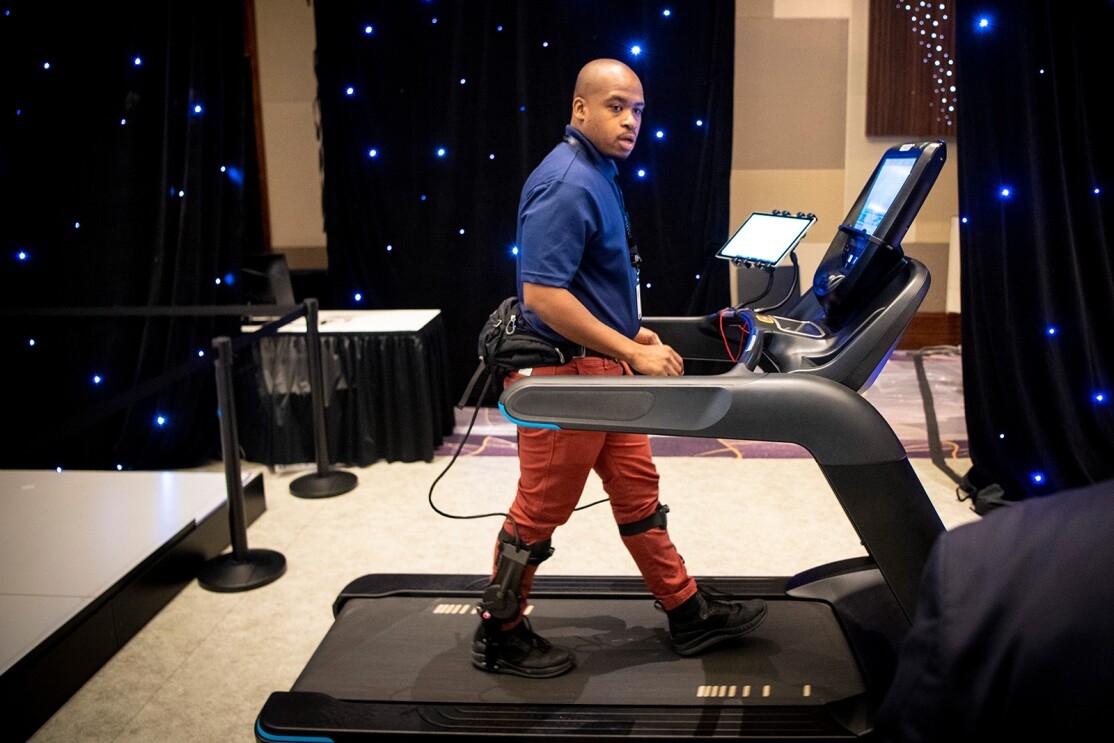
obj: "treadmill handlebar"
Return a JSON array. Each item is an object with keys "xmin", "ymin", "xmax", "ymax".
[{"xmin": 499, "ymin": 372, "xmax": 905, "ymax": 467}]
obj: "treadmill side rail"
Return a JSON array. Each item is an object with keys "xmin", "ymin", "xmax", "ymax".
[{"xmin": 499, "ymin": 372, "xmax": 905, "ymax": 467}]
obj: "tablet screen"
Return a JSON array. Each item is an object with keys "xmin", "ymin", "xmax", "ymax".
[{"xmin": 716, "ymin": 212, "xmax": 815, "ymax": 265}]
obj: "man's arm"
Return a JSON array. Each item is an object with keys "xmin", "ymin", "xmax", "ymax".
[{"xmin": 523, "ymin": 282, "xmax": 683, "ymax": 376}]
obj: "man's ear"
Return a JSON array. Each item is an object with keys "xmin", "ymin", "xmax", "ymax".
[{"xmin": 571, "ymin": 96, "xmax": 586, "ymax": 122}]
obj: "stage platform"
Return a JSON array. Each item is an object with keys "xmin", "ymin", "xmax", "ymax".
[{"xmin": 0, "ymin": 468, "xmax": 267, "ymax": 742}]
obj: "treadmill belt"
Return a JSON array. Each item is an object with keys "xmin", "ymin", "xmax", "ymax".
[{"xmin": 292, "ymin": 595, "xmax": 865, "ymax": 707}]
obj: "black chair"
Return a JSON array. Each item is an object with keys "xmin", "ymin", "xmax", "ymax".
[{"xmin": 242, "ymin": 252, "xmax": 296, "ymax": 307}]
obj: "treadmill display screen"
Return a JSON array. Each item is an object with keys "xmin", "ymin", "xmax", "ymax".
[{"xmin": 852, "ymin": 155, "xmax": 918, "ymax": 236}]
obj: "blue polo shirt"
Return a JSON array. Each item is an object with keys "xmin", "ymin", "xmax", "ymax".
[{"xmin": 516, "ymin": 125, "xmax": 640, "ymax": 346}]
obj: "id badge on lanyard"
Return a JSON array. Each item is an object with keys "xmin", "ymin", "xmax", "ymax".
[{"xmin": 636, "ymin": 274, "xmax": 643, "ymax": 319}]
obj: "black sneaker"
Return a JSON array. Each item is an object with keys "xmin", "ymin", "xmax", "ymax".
[
  {"xmin": 665, "ymin": 588, "xmax": 768, "ymax": 656},
  {"xmin": 472, "ymin": 618, "xmax": 575, "ymax": 678}
]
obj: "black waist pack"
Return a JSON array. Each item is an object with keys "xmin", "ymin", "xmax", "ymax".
[{"xmin": 458, "ymin": 296, "xmax": 569, "ymax": 407}]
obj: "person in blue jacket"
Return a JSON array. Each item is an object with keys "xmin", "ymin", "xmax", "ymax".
[{"xmin": 875, "ymin": 477, "xmax": 1114, "ymax": 741}]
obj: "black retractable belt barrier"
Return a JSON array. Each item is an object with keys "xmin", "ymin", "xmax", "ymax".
[
  {"xmin": 289, "ymin": 298, "xmax": 359, "ymax": 498},
  {"xmin": 198, "ymin": 336, "xmax": 287, "ymax": 592}
]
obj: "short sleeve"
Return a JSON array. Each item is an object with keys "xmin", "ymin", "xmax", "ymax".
[{"xmin": 517, "ymin": 180, "xmax": 595, "ymax": 288}]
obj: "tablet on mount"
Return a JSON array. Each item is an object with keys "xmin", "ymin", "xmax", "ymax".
[{"xmin": 716, "ymin": 210, "xmax": 816, "ymax": 268}]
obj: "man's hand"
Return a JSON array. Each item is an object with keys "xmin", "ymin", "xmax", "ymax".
[
  {"xmin": 629, "ymin": 327, "xmax": 684, "ymax": 376},
  {"xmin": 523, "ymin": 283, "xmax": 684, "ymax": 376}
]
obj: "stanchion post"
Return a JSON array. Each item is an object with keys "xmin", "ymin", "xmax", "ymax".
[
  {"xmin": 289, "ymin": 298, "xmax": 359, "ymax": 498},
  {"xmin": 197, "ymin": 336, "xmax": 287, "ymax": 592}
]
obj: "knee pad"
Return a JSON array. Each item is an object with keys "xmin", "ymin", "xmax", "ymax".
[{"xmin": 617, "ymin": 502, "xmax": 670, "ymax": 536}]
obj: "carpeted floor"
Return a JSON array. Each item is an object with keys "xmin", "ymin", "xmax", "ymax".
[{"xmin": 26, "ymin": 347, "xmax": 977, "ymax": 743}]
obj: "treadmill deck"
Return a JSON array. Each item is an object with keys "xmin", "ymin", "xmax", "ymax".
[
  {"xmin": 257, "ymin": 574, "xmax": 877, "ymax": 740},
  {"xmin": 294, "ymin": 594, "xmax": 863, "ymax": 705}
]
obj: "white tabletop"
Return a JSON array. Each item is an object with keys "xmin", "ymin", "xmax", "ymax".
[{"xmin": 245, "ymin": 309, "xmax": 441, "ymax": 334}]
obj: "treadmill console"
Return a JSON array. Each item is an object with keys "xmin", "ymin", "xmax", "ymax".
[
  {"xmin": 688, "ymin": 140, "xmax": 946, "ymax": 387},
  {"xmin": 813, "ymin": 141, "xmax": 947, "ymax": 325}
]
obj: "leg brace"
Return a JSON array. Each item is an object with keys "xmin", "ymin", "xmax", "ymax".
[{"xmin": 480, "ymin": 528, "xmax": 554, "ymax": 623}]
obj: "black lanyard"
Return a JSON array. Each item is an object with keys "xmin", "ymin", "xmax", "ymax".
[
  {"xmin": 621, "ymin": 199, "xmax": 642, "ymax": 275},
  {"xmin": 565, "ymin": 134, "xmax": 642, "ymax": 274}
]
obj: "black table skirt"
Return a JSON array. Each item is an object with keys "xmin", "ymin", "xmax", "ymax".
[{"xmin": 236, "ymin": 314, "xmax": 455, "ymax": 466}]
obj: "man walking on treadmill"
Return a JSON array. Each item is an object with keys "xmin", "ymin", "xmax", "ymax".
[{"xmin": 473, "ymin": 58, "xmax": 768, "ymax": 678}]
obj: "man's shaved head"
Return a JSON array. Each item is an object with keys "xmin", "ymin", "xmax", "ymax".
[
  {"xmin": 569, "ymin": 58, "xmax": 644, "ymax": 160},
  {"xmin": 573, "ymin": 58, "xmax": 639, "ymax": 101}
]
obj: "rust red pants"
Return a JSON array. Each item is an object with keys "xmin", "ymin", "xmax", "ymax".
[{"xmin": 494, "ymin": 357, "xmax": 697, "ymax": 626}]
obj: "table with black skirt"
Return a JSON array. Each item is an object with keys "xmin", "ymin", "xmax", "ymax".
[{"xmin": 237, "ymin": 310, "xmax": 455, "ymax": 467}]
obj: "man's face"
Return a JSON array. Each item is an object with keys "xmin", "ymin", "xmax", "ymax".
[{"xmin": 573, "ymin": 70, "xmax": 644, "ymax": 160}]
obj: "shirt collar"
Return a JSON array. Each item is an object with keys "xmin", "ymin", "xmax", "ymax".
[{"xmin": 564, "ymin": 125, "xmax": 619, "ymax": 180}]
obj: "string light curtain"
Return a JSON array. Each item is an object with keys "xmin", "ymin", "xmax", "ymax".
[
  {"xmin": 955, "ymin": 0, "xmax": 1114, "ymax": 500},
  {"xmin": 1, "ymin": 1, "xmax": 262, "ymax": 469},
  {"xmin": 312, "ymin": 1, "xmax": 736, "ymax": 396},
  {"xmin": 867, "ymin": 0, "xmax": 957, "ymax": 137}
]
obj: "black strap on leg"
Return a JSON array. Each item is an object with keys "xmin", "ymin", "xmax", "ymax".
[
  {"xmin": 617, "ymin": 502, "xmax": 670, "ymax": 536},
  {"xmin": 502, "ymin": 527, "xmax": 555, "ymax": 567}
]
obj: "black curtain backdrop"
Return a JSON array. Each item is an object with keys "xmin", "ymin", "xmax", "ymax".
[
  {"xmin": 8, "ymin": 0, "xmax": 1108, "ymax": 490},
  {"xmin": 1, "ymin": 1, "xmax": 261, "ymax": 469},
  {"xmin": 312, "ymin": 1, "xmax": 736, "ymax": 397},
  {"xmin": 955, "ymin": 0, "xmax": 1114, "ymax": 500}
]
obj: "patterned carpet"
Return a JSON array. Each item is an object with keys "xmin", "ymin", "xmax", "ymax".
[{"xmin": 436, "ymin": 348, "xmax": 968, "ymax": 460}]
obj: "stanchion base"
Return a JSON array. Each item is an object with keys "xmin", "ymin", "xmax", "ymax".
[
  {"xmin": 198, "ymin": 548, "xmax": 287, "ymax": 593},
  {"xmin": 290, "ymin": 470, "xmax": 359, "ymax": 499}
]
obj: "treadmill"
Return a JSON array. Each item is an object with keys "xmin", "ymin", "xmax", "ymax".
[{"xmin": 255, "ymin": 141, "xmax": 948, "ymax": 741}]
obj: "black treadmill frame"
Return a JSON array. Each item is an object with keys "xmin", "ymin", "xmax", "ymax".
[
  {"xmin": 257, "ymin": 371, "xmax": 946, "ymax": 742},
  {"xmin": 254, "ymin": 142, "xmax": 950, "ymax": 742}
]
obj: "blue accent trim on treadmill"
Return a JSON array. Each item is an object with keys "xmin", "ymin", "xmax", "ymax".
[
  {"xmin": 255, "ymin": 719, "xmax": 333, "ymax": 743},
  {"xmin": 499, "ymin": 401, "xmax": 560, "ymax": 429}
]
